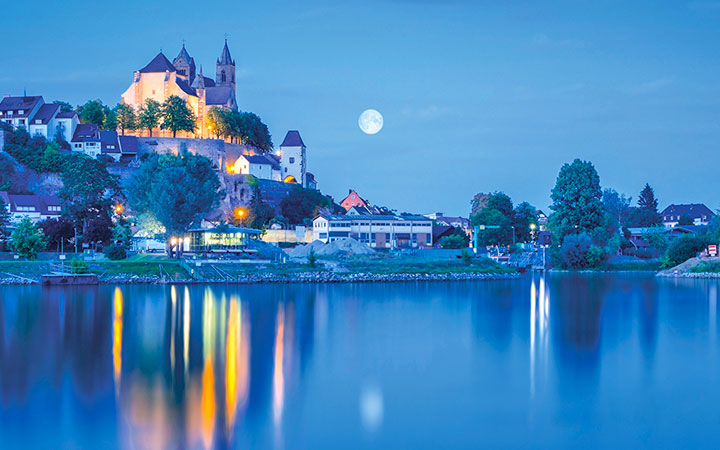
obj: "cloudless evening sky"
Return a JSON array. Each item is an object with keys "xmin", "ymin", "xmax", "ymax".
[{"xmin": 2, "ymin": 1, "xmax": 719, "ymax": 216}]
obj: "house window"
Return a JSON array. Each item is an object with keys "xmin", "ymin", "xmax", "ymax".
[
  {"xmin": 7, "ymin": 111, "xmax": 12, "ymax": 116},
  {"xmin": 152, "ymin": 90, "xmax": 156, "ymax": 95},
  {"xmin": 35, "ymin": 119, "xmax": 41, "ymax": 124},
  {"xmin": 18, "ymin": 110, "xmax": 23, "ymax": 114},
  {"xmin": 289, "ymin": 157, "xmax": 295, "ymax": 164},
  {"xmin": 18, "ymin": 119, "xmax": 25, "ymax": 125}
]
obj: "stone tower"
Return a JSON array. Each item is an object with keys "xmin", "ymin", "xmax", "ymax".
[
  {"xmin": 216, "ymin": 39, "xmax": 235, "ymax": 89},
  {"xmin": 172, "ymin": 44, "xmax": 196, "ymax": 82}
]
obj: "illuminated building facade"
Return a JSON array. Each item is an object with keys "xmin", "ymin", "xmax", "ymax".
[{"xmin": 121, "ymin": 41, "xmax": 238, "ymax": 137}]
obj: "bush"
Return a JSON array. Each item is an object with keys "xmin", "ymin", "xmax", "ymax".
[
  {"xmin": 461, "ymin": 249, "xmax": 473, "ymax": 264},
  {"xmin": 104, "ymin": 244, "xmax": 127, "ymax": 260},
  {"xmin": 69, "ymin": 258, "xmax": 89, "ymax": 274},
  {"xmin": 439, "ymin": 234, "xmax": 466, "ymax": 249},
  {"xmin": 664, "ymin": 234, "xmax": 711, "ymax": 268},
  {"xmin": 586, "ymin": 245, "xmax": 606, "ymax": 267},
  {"xmin": 307, "ymin": 248, "xmax": 317, "ymax": 268},
  {"xmin": 560, "ymin": 233, "xmax": 593, "ymax": 269}
]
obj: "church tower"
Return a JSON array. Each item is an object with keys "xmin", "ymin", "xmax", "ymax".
[
  {"xmin": 216, "ymin": 39, "xmax": 235, "ymax": 89},
  {"xmin": 173, "ymin": 43, "xmax": 196, "ymax": 82}
]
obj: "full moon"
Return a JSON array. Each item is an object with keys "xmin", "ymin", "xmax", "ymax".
[{"xmin": 358, "ymin": 109, "xmax": 384, "ymax": 135}]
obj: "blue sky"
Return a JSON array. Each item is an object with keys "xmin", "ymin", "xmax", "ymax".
[{"xmin": 2, "ymin": 0, "xmax": 720, "ymax": 216}]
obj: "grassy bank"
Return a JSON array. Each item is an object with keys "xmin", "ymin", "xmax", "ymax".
[{"xmin": 0, "ymin": 253, "xmax": 515, "ymax": 283}]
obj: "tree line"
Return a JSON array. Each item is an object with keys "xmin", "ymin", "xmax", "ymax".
[{"xmin": 470, "ymin": 158, "xmax": 719, "ymax": 269}]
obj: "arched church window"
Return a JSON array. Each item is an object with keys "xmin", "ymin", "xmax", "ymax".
[{"xmin": 221, "ymin": 71, "xmax": 226, "ymax": 82}]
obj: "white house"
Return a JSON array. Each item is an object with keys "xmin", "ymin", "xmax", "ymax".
[
  {"xmin": 279, "ymin": 130, "xmax": 306, "ymax": 186},
  {"xmin": 235, "ymin": 154, "xmax": 278, "ymax": 180},
  {"xmin": 0, "ymin": 95, "xmax": 79, "ymax": 142},
  {"xmin": 0, "ymin": 191, "xmax": 62, "ymax": 223},
  {"xmin": 313, "ymin": 214, "xmax": 433, "ymax": 249},
  {"xmin": 71, "ymin": 124, "xmax": 102, "ymax": 158},
  {"xmin": 661, "ymin": 204, "xmax": 715, "ymax": 228},
  {"xmin": 0, "ymin": 96, "xmax": 46, "ymax": 133}
]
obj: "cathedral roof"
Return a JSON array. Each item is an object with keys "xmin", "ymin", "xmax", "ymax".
[
  {"xmin": 174, "ymin": 44, "xmax": 193, "ymax": 63},
  {"xmin": 280, "ymin": 130, "xmax": 305, "ymax": 148},
  {"xmin": 218, "ymin": 39, "xmax": 234, "ymax": 65},
  {"xmin": 139, "ymin": 52, "xmax": 177, "ymax": 73},
  {"xmin": 175, "ymin": 78, "xmax": 197, "ymax": 97},
  {"xmin": 205, "ymin": 86, "xmax": 234, "ymax": 105}
]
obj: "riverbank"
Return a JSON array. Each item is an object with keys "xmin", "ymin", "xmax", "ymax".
[
  {"xmin": 0, "ymin": 254, "xmax": 520, "ymax": 284},
  {"xmin": 657, "ymin": 256, "xmax": 720, "ymax": 278}
]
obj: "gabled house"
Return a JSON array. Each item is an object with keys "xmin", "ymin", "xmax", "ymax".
[
  {"xmin": 340, "ymin": 189, "xmax": 370, "ymax": 211},
  {"xmin": 71, "ymin": 123, "xmax": 102, "ymax": 157},
  {"xmin": 235, "ymin": 154, "xmax": 280, "ymax": 180},
  {"xmin": 0, "ymin": 96, "xmax": 44, "ymax": 131},
  {"xmin": 0, "ymin": 191, "xmax": 62, "ymax": 223},
  {"xmin": 661, "ymin": 204, "xmax": 714, "ymax": 228}
]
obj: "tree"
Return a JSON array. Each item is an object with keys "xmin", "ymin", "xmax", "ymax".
[
  {"xmin": 439, "ymin": 233, "xmax": 466, "ymax": 249},
  {"xmin": 513, "ymin": 201, "xmax": 537, "ymax": 243},
  {"xmin": 280, "ymin": 186, "xmax": 331, "ymax": 225},
  {"xmin": 137, "ymin": 99, "xmax": 162, "ymax": 137},
  {"xmin": 52, "ymin": 100, "xmax": 74, "ymax": 113},
  {"xmin": 77, "ymin": 100, "xmax": 106, "ymax": 128},
  {"xmin": 678, "ymin": 214, "xmax": 694, "ymax": 226},
  {"xmin": 9, "ymin": 217, "xmax": 47, "ymax": 260},
  {"xmin": 59, "ymin": 153, "xmax": 120, "ymax": 236},
  {"xmin": 235, "ymin": 111, "xmax": 273, "ymax": 151},
  {"xmin": 85, "ymin": 214, "xmax": 113, "ymax": 245},
  {"xmin": 638, "ymin": 183, "xmax": 659, "ymax": 212},
  {"xmin": 127, "ymin": 151, "xmax": 222, "ymax": 256},
  {"xmin": 240, "ymin": 185, "xmax": 275, "ymax": 229},
  {"xmin": 115, "ymin": 103, "xmax": 137, "ymax": 136},
  {"xmin": 471, "ymin": 191, "xmax": 514, "ymax": 246},
  {"xmin": 37, "ymin": 217, "xmax": 74, "ymax": 252},
  {"xmin": 161, "ymin": 95, "xmax": 196, "ymax": 138},
  {"xmin": 626, "ymin": 207, "xmax": 662, "ymax": 228},
  {"xmin": 0, "ymin": 152, "xmax": 14, "ymax": 191},
  {"xmin": 602, "ymin": 188, "xmax": 632, "ymax": 227},
  {"xmin": 664, "ymin": 234, "xmax": 711, "ymax": 267},
  {"xmin": 470, "ymin": 192, "xmax": 490, "ymax": 217},
  {"xmin": 104, "ymin": 106, "xmax": 118, "ymax": 132},
  {"xmin": 548, "ymin": 159, "xmax": 605, "ymax": 243},
  {"xmin": 0, "ymin": 197, "xmax": 11, "ymax": 246}
]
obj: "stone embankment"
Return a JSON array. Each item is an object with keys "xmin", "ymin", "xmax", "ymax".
[{"xmin": 1, "ymin": 271, "xmax": 520, "ymax": 285}]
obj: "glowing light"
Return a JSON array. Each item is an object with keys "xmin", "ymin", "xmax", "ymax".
[
  {"xmin": 225, "ymin": 298, "xmax": 250, "ymax": 433},
  {"xmin": 273, "ymin": 306, "xmax": 285, "ymax": 426},
  {"xmin": 359, "ymin": 385, "xmax": 384, "ymax": 432},
  {"xmin": 112, "ymin": 287, "xmax": 123, "ymax": 391},
  {"xmin": 283, "ymin": 175, "xmax": 297, "ymax": 184},
  {"xmin": 115, "ymin": 204, "xmax": 124, "ymax": 214},
  {"xmin": 200, "ymin": 357, "xmax": 216, "ymax": 449},
  {"xmin": 234, "ymin": 207, "xmax": 246, "ymax": 218}
]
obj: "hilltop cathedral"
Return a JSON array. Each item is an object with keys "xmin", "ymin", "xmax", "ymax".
[{"xmin": 121, "ymin": 40, "xmax": 238, "ymax": 137}]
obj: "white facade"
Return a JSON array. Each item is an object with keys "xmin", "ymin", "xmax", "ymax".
[
  {"xmin": 313, "ymin": 214, "xmax": 433, "ymax": 249},
  {"xmin": 237, "ymin": 155, "xmax": 274, "ymax": 179},
  {"xmin": 280, "ymin": 144, "xmax": 305, "ymax": 184}
]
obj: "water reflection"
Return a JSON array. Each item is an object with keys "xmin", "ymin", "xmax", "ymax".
[{"xmin": 3, "ymin": 276, "xmax": 720, "ymax": 448}]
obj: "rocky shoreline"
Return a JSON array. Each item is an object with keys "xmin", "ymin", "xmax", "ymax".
[
  {"xmin": 656, "ymin": 271, "xmax": 720, "ymax": 278},
  {"xmin": 0, "ymin": 271, "xmax": 521, "ymax": 285}
]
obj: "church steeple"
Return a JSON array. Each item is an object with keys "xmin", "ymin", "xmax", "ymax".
[
  {"xmin": 173, "ymin": 42, "xmax": 196, "ymax": 82},
  {"xmin": 195, "ymin": 65, "xmax": 205, "ymax": 89},
  {"xmin": 216, "ymin": 39, "xmax": 236, "ymax": 89}
]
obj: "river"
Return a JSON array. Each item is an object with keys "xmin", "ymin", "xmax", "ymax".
[{"xmin": 1, "ymin": 274, "xmax": 719, "ymax": 448}]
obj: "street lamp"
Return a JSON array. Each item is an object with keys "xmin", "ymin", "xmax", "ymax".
[{"xmin": 114, "ymin": 204, "xmax": 124, "ymax": 215}]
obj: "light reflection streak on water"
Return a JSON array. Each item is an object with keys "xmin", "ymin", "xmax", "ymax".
[
  {"xmin": 710, "ymin": 284, "xmax": 717, "ymax": 353},
  {"xmin": 112, "ymin": 287, "xmax": 123, "ymax": 395},
  {"xmin": 530, "ymin": 274, "xmax": 550, "ymax": 398},
  {"xmin": 184, "ymin": 287, "xmax": 190, "ymax": 377},
  {"xmin": 273, "ymin": 305, "xmax": 285, "ymax": 432},
  {"xmin": 225, "ymin": 296, "xmax": 250, "ymax": 434}
]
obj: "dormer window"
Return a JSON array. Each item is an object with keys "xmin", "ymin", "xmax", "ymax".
[
  {"xmin": 35, "ymin": 119, "xmax": 41, "ymax": 124},
  {"xmin": 18, "ymin": 110, "xmax": 23, "ymax": 114}
]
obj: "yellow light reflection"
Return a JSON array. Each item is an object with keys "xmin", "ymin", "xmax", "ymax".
[
  {"xmin": 201, "ymin": 356, "xmax": 216, "ymax": 449},
  {"xmin": 112, "ymin": 287, "xmax": 123, "ymax": 392},
  {"xmin": 225, "ymin": 298, "xmax": 250, "ymax": 433},
  {"xmin": 273, "ymin": 305, "xmax": 285, "ymax": 427}
]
